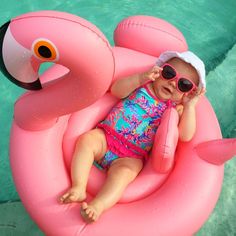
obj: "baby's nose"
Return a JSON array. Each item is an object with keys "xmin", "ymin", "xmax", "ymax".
[{"xmin": 169, "ymin": 80, "xmax": 177, "ymax": 88}]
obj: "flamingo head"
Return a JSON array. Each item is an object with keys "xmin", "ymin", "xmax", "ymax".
[{"xmin": 0, "ymin": 11, "xmax": 115, "ymax": 97}]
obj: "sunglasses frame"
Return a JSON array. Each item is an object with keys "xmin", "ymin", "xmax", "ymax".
[{"xmin": 161, "ymin": 63, "xmax": 197, "ymax": 93}]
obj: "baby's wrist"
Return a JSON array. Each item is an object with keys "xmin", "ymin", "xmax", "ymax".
[{"xmin": 183, "ymin": 103, "xmax": 196, "ymax": 110}]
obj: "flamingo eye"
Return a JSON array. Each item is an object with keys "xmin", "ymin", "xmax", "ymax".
[{"xmin": 32, "ymin": 39, "xmax": 59, "ymax": 61}]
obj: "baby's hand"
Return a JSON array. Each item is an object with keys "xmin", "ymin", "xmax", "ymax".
[
  {"xmin": 182, "ymin": 87, "xmax": 206, "ymax": 107},
  {"xmin": 139, "ymin": 66, "xmax": 162, "ymax": 84}
]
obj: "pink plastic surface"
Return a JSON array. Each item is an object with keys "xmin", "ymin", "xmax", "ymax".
[
  {"xmin": 196, "ymin": 139, "xmax": 236, "ymax": 165},
  {"xmin": 3, "ymin": 11, "xmax": 232, "ymax": 236},
  {"xmin": 114, "ymin": 15, "xmax": 187, "ymax": 56},
  {"xmin": 151, "ymin": 107, "xmax": 179, "ymax": 173}
]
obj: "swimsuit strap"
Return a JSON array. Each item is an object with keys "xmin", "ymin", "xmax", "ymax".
[{"xmin": 166, "ymin": 99, "xmax": 176, "ymax": 108}]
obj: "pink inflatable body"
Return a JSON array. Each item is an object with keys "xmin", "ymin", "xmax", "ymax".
[{"xmin": 0, "ymin": 11, "xmax": 236, "ymax": 236}]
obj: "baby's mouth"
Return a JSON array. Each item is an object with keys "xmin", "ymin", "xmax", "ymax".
[{"xmin": 162, "ymin": 86, "xmax": 173, "ymax": 94}]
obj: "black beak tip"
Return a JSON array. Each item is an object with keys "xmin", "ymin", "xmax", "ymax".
[
  {"xmin": 0, "ymin": 21, "xmax": 10, "ymax": 35},
  {"xmin": 16, "ymin": 79, "xmax": 42, "ymax": 91}
]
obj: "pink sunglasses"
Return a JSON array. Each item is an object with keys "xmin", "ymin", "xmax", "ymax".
[{"xmin": 161, "ymin": 63, "xmax": 197, "ymax": 93}]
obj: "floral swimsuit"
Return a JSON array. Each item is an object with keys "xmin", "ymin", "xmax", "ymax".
[{"xmin": 96, "ymin": 83, "xmax": 175, "ymax": 170}]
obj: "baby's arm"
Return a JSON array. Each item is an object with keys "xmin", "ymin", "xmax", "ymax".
[
  {"xmin": 178, "ymin": 104, "xmax": 196, "ymax": 142},
  {"xmin": 178, "ymin": 88, "xmax": 206, "ymax": 142},
  {"xmin": 111, "ymin": 66, "xmax": 162, "ymax": 99}
]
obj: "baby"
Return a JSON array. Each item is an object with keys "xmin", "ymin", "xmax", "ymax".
[{"xmin": 59, "ymin": 51, "xmax": 206, "ymax": 222}]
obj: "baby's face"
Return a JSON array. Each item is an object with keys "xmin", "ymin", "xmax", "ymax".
[{"xmin": 153, "ymin": 58, "xmax": 199, "ymax": 103}]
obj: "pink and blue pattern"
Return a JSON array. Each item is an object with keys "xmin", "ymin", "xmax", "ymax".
[{"xmin": 98, "ymin": 84, "xmax": 175, "ymax": 160}]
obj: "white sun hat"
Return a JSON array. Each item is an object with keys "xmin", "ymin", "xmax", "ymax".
[{"xmin": 156, "ymin": 51, "xmax": 206, "ymax": 89}]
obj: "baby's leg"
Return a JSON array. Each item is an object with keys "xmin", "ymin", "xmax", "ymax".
[
  {"xmin": 60, "ymin": 128, "xmax": 107, "ymax": 203},
  {"xmin": 81, "ymin": 157, "xmax": 143, "ymax": 222}
]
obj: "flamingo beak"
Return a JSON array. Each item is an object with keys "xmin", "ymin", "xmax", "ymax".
[{"xmin": 0, "ymin": 21, "xmax": 42, "ymax": 90}]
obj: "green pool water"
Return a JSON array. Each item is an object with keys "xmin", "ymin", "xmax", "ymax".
[{"xmin": 0, "ymin": 0, "xmax": 235, "ymax": 235}]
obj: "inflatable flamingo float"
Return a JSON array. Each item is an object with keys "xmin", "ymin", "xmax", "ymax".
[{"xmin": 0, "ymin": 11, "xmax": 235, "ymax": 236}]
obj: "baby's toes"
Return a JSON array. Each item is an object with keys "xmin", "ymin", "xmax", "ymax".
[
  {"xmin": 59, "ymin": 192, "xmax": 70, "ymax": 203},
  {"xmin": 87, "ymin": 207, "xmax": 98, "ymax": 221},
  {"xmin": 91, "ymin": 211, "xmax": 98, "ymax": 221},
  {"xmin": 80, "ymin": 202, "xmax": 96, "ymax": 223},
  {"xmin": 88, "ymin": 210, "xmax": 94, "ymax": 219},
  {"xmin": 81, "ymin": 202, "xmax": 88, "ymax": 211},
  {"xmin": 64, "ymin": 193, "xmax": 76, "ymax": 203},
  {"xmin": 60, "ymin": 191, "xmax": 80, "ymax": 204},
  {"xmin": 85, "ymin": 207, "xmax": 92, "ymax": 215}
]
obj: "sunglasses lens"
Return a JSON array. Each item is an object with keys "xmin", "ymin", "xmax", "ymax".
[
  {"xmin": 178, "ymin": 78, "xmax": 194, "ymax": 92},
  {"xmin": 162, "ymin": 65, "xmax": 176, "ymax": 79}
]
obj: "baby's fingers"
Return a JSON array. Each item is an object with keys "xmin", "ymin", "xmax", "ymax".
[
  {"xmin": 152, "ymin": 65, "xmax": 163, "ymax": 73},
  {"xmin": 200, "ymin": 87, "xmax": 206, "ymax": 95},
  {"xmin": 144, "ymin": 65, "xmax": 162, "ymax": 81},
  {"xmin": 152, "ymin": 66, "xmax": 163, "ymax": 79},
  {"xmin": 195, "ymin": 87, "xmax": 206, "ymax": 97}
]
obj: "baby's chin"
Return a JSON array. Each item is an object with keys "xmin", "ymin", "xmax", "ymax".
[
  {"xmin": 156, "ymin": 87, "xmax": 174, "ymax": 100},
  {"xmin": 160, "ymin": 90, "xmax": 183, "ymax": 103}
]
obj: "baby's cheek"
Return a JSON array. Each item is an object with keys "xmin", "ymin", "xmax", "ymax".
[
  {"xmin": 172, "ymin": 90, "xmax": 183, "ymax": 101},
  {"xmin": 153, "ymin": 79, "xmax": 161, "ymax": 87}
]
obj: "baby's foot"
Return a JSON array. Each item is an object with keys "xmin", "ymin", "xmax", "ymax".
[
  {"xmin": 80, "ymin": 201, "xmax": 104, "ymax": 223},
  {"xmin": 59, "ymin": 186, "xmax": 86, "ymax": 204}
]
